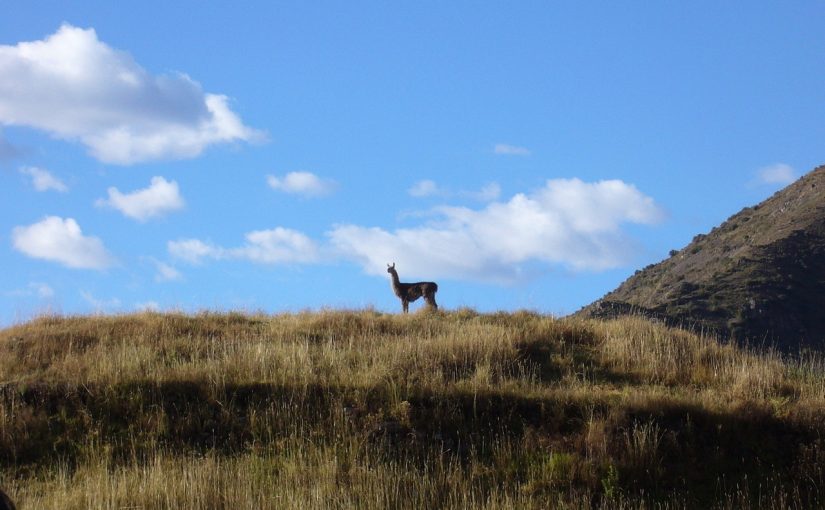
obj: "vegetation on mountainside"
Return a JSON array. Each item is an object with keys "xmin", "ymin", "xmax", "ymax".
[
  {"xmin": 580, "ymin": 165, "xmax": 825, "ymax": 350},
  {"xmin": 1, "ymin": 310, "xmax": 824, "ymax": 509}
]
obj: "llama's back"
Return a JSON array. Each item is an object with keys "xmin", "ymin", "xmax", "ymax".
[{"xmin": 416, "ymin": 281, "xmax": 437, "ymax": 293}]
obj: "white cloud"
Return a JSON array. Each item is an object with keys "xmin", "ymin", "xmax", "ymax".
[
  {"xmin": 154, "ymin": 260, "xmax": 183, "ymax": 282},
  {"xmin": 461, "ymin": 182, "xmax": 501, "ymax": 202},
  {"xmin": 267, "ymin": 171, "xmax": 336, "ymax": 197},
  {"xmin": 233, "ymin": 227, "xmax": 321, "ymax": 264},
  {"xmin": 19, "ymin": 166, "xmax": 68, "ymax": 192},
  {"xmin": 754, "ymin": 163, "xmax": 796, "ymax": 186},
  {"xmin": 96, "ymin": 176, "xmax": 184, "ymax": 221},
  {"xmin": 136, "ymin": 301, "xmax": 160, "ymax": 312},
  {"xmin": 31, "ymin": 282, "xmax": 55, "ymax": 298},
  {"xmin": 494, "ymin": 143, "xmax": 531, "ymax": 156},
  {"xmin": 169, "ymin": 227, "xmax": 320, "ymax": 265},
  {"xmin": 329, "ymin": 178, "xmax": 664, "ymax": 282},
  {"xmin": 7, "ymin": 282, "xmax": 55, "ymax": 299},
  {"xmin": 172, "ymin": 178, "xmax": 662, "ymax": 283},
  {"xmin": 12, "ymin": 216, "xmax": 115, "ymax": 269},
  {"xmin": 168, "ymin": 239, "xmax": 220, "ymax": 264},
  {"xmin": 80, "ymin": 290, "xmax": 121, "ymax": 311},
  {"xmin": 0, "ymin": 24, "xmax": 262, "ymax": 165},
  {"xmin": 409, "ymin": 179, "xmax": 501, "ymax": 202},
  {"xmin": 408, "ymin": 179, "xmax": 441, "ymax": 198}
]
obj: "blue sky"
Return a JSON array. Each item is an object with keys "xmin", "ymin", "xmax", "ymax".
[{"xmin": 1, "ymin": 2, "xmax": 823, "ymax": 323}]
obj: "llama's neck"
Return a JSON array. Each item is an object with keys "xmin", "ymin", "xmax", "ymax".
[{"xmin": 389, "ymin": 270, "xmax": 402, "ymax": 292}]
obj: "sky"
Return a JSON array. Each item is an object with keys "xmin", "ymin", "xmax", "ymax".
[{"xmin": 1, "ymin": 2, "xmax": 823, "ymax": 324}]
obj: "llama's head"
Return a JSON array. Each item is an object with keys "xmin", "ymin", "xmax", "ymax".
[{"xmin": 387, "ymin": 262, "xmax": 397, "ymax": 275}]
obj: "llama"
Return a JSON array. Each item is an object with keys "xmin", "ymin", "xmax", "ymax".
[{"xmin": 387, "ymin": 263, "xmax": 438, "ymax": 313}]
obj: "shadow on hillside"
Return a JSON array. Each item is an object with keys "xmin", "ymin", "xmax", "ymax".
[{"xmin": 0, "ymin": 379, "xmax": 821, "ymax": 506}]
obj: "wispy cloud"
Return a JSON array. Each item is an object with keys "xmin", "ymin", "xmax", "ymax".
[
  {"xmin": 6, "ymin": 282, "xmax": 55, "ymax": 299},
  {"xmin": 96, "ymin": 176, "xmax": 184, "ymax": 221},
  {"xmin": 167, "ymin": 239, "xmax": 217, "ymax": 265},
  {"xmin": 80, "ymin": 290, "xmax": 121, "ymax": 312},
  {"xmin": 752, "ymin": 163, "xmax": 797, "ymax": 186},
  {"xmin": 267, "ymin": 171, "xmax": 336, "ymax": 197},
  {"xmin": 408, "ymin": 179, "xmax": 441, "ymax": 198},
  {"xmin": 237, "ymin": 228, "xmax": 321, "ymax": 264},
  {"xmin": 408, "ymin": 180, "xmax": 501, "ymax": 202},
  {"xmin": 19, "ymin": 166, "xmax": 68, "ymax": 192},
  {"xmin": 12, "ymin": 216, "xmax": 115, "ymax": 270},
  {"xmin": 136, "ymin": 301, "xmax": 160, "ymax": 312},
  {"xmin": 0, "ymin": 24, "xmax": 262, "ymax": 164},
  {"xmin": 493, "ymin": 143, "xmax": 531, "ymax": 156},
  {"xmin": 331, "ymin": 178, "xmax": 663, "ymax": 282},
  {"xmin": 153, "ymin": 260, "xmax": 183, "ymax": 282},
  {"xmin": 0, "ymin": 132, "xmax": 21, "ymax": 161},
  {"xmin": 169, "ymin": 227, "xmax": 320, "ymax": 265},
  {"xmin": 462, "ymin": 182, "xmax": 501, "ymax": 202},
  {"xmin": 30, "ymin": 282, "xmax": 55, "ymax": 298}
]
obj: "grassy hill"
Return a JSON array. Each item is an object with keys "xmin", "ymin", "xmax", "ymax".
[
  {"xmin": 1, "ymin": 310, "xmax": 824, "ymax": 508},
  {"xmin": 578, "ymin": 165, "xmax": 825, "ymax": 351}
]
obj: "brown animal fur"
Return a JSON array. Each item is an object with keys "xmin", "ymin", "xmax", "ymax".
[{"xmin": 387, "ymin": 263, "xmax": 438, "ymax": 313}]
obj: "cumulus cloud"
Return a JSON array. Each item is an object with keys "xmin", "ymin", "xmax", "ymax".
[
  {"xmin": 753, "ymin": 163, "xmax": 797, "ymax": 186},
  {"xmin": 19, "ymin": 166, "xmax": 68, "ymax": 192},
  {"xmin": 0, "ymin": 24, "xmax": 262, "ymax": 164},
  {"xmin": 330, "ymin": 178, "xmax": 664, "ymax": 282},
  {"xmin": 267, "ymin": 171, "xmax": 336, "ymax": 197},
  {"xmin": 494, "ymin": 143, "xmax": 531, "ymax": 156},
  {"xmin": 167, "ymin": 178, "xmax": 662, "ymax": 283},
  {"xmin": 169, "ymin": 227, "xmax": 320, "ymax": 265},
  {"xmin": 12, "ymin": 216, "xmax": 115, "ymax": 269},
  {"xmin": 96, "ymin": 176, "xmax": 184, "ymax": 221}
]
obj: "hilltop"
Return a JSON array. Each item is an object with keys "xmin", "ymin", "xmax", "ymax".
[
  {"xmin": 579, "ymin": 165, "xmax": 825, "ymax": 351},
  {"xmin": 1, "ymin": 310, "xmax": 824, "ymax": 508}
]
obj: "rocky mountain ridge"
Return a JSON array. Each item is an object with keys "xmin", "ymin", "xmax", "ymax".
[{"xmin": 578, "ymin": 164, "xmax": 825, "ymax": 351}]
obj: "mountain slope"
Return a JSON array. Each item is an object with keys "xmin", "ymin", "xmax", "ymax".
[{"xmin": 578, "ymin": 165, "xmax": 825, "ymax": 350}]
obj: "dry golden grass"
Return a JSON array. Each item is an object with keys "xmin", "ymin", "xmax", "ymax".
[{"xmin": 0, "ymin": 309, "xmax": 823, "ymax": 508}]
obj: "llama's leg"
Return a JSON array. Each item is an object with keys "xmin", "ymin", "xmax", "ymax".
[
  {"xmin": 426, "ymin": 293, "xmax": 438, "ymax": 310},
  {"xmin": 403, "ymin": 299, "xmax": 409, "ymax": 313}
]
